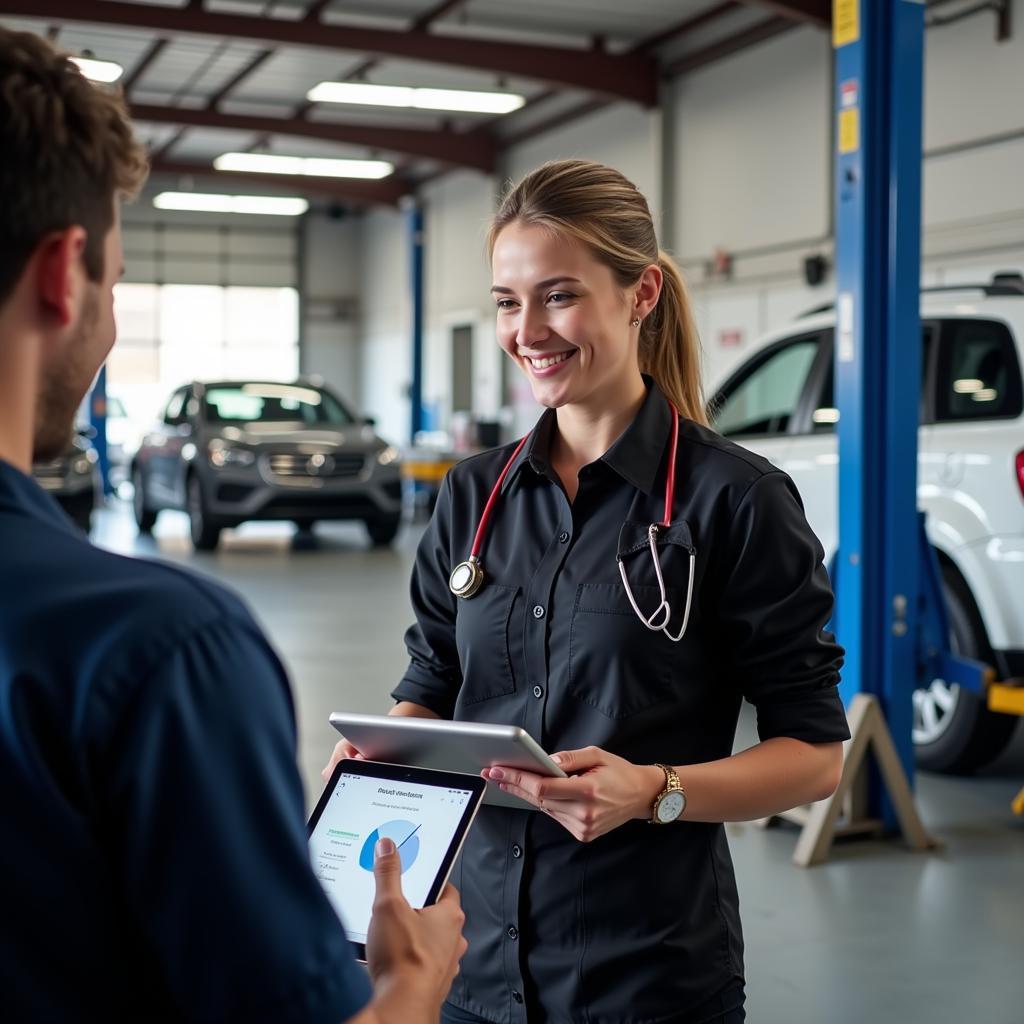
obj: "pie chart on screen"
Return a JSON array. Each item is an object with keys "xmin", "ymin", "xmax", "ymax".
[{"xmin": 358, "ymin": 819, "xmax": 421, "ymax": 874}]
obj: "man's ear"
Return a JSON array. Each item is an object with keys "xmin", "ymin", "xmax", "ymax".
[{"xmin": 36, "ymin": 227, "xmax": 88, "ymax": 328}]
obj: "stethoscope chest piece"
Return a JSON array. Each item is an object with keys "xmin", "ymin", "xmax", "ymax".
[{"xmin": 450, "ymin": 557, "xmax": 485, "ymax": 599}]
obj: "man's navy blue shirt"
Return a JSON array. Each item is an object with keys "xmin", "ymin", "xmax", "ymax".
[{"xmin": 0, "ymin": 459, "xmax": 371, "ymax": 1022}]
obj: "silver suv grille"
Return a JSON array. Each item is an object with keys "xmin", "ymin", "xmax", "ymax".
[
  {"xmin": 265, "ymin": 452, "xmax": 365, "ymax": 480},
  {"xmin": 34, "ymin": 461, "xmax": 65, "ymax": 480}
]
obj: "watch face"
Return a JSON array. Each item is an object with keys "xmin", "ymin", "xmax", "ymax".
[{"xmin": 657, "ymin": 790, "xmax": 686, "ymax": 823}]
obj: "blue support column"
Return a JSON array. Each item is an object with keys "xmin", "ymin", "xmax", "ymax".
[
  {"xmin": 89, "ymin": 365, "xmax": 112, "ymax": 496},
  {"xmin": 833, "ymin": 0, "xmax": 925, "ymax": 824},
  {"xmin": 407, "ymin": 203, "xmax": 425, "ymax": 444}
]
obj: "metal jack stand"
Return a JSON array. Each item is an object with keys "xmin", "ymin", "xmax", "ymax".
[{"xmin": 761, "ymin": 693, "xmax": 936, "ymax": 867}]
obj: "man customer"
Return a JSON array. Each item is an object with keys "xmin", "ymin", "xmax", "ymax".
[{"xmin": 0, "ymin": 26, "xmax": 464, "ymax": 1023}]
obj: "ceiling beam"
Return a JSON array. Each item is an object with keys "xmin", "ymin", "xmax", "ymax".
[
  {"xmin": 131, "ymin": 102, "xmax": 496, "ymax": 172},
  {"xmin": 122, "ymin": 37, "xmax": 168, "ymax": 97},
  {"xmin": 148, "ymin": 159, "xmax": 409, "ymax": 206},
  {"xmin": 662, "ymin": 16, "xmax": 795, "ymax": 76},
  {"xmin": 735, "ymin": 1, "xmax": 830, "ymax": 28},
  {"xmin": 206, "ymin": 47, "xmax": 275, "ymax": 109},
  {"xmin": 10, "ymin": 0, "xmax": 658, "ymax": 106}
]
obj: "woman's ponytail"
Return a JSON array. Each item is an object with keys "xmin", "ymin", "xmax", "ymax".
[{"xmin": 640, "ymin": 252, "xmax": 708, "ymax": 426}]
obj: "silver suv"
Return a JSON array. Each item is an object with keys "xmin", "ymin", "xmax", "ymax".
[
  {"xmin": 132, "ymin": 380, "xmax": 403, "ymax": 550},
  {"xmin": 710, "ymin": 274, "xmax": 1024, "ymax": 773}
]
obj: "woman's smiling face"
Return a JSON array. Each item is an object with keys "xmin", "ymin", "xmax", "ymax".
[{"xmin": 490, "ymin": 221, "xmax": 641, "ymax": 411}]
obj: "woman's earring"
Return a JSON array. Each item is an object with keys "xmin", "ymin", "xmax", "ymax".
[{"xmin": 630, "ymin": 316, "xmax": 642, "ymax": 328}]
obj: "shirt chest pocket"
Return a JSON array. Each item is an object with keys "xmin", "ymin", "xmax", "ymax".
[
  {"xmin": 454, "ymin": 583, "xmax": 520, "ymax": 705},
  {"xmin": 568, "ymin": 582, "xmax": 680, "ymax": 719},
  {"xmin": 568, "ymin": 521, "xmax": 696, "ymax": 720}
]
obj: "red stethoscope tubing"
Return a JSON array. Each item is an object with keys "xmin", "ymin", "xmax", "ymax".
[
  {"xmin": 471, "ymin": 398, "xmax": 679, "ymax": 558},
  {"xmin": 469, "ymin": 434, "xmax": 530, "ymax": 559}
]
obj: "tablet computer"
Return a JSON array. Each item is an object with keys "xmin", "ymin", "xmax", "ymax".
[
  {"xmin": 308, "ymin": 758, "xmax": 485, "ymax": 962},
  {"xmin": 329, "ymin": 712, "xmax": 567, "ymax": 811}
]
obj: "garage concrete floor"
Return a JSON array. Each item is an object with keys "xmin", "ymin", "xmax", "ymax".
[{"xmin": 92, "ymin": 504, "xmax": 1024, "ymax": 1024}]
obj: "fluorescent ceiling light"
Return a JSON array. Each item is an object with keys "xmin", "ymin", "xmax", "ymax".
[
  {"xmin": 71, "ymin": 56, "xmax": 124, "ymax": 83},
  {"xmin": 153, "ymin": 192, "xmax": 309, "ymax": 216},
  {"xmin": 307, "ymin": 81, "xmax": 525, "ymax": 115},
  {"xmin": 812, "ymin": 407, "xmax": 840, "ymax": 425},
  {"xmin": 214, "ymin": 152, "xmax": 393, "ymax": 179}
]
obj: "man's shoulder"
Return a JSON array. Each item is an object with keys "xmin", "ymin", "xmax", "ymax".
[{"xmin": 2, "ymin": 519, "xmax": 261, "ymax": 671}]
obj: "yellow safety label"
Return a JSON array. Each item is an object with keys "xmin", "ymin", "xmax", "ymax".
[
  {"xmin": 833, "ymin": 0, "xmax": 860, "ymax": 48},
  {"xmin": 838, "ymin": 108, "xmax": 859, "ymax": 154}
]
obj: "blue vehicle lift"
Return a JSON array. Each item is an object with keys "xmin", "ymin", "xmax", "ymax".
[
  {"xmin": 768, "ymin": 0, "xmax": 1016, "ymax": 864},
  {"xmin": 88, "ymin": 365, "xmax": 113, "ymax": 497}
]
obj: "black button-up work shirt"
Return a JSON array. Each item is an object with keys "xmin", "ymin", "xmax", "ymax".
[{"xmin": 393, "ymin": 380, "xmax": 849, "ymax": 1024}]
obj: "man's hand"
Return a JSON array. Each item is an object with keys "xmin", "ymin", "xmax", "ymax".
[
  {"xmin": 482, "ymin": 746, "xmax": 664, "ymax": 843},
  {"xmin": 363, "ymin": 837, "xmax": 467, "ymax": 1023}
]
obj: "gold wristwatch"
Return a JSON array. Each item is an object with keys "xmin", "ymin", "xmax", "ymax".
[{"xmin": 651, "ymin": 763, "xmax": 686, "ymax": 824}]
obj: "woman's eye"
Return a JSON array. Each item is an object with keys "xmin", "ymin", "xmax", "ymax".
[
  {"xmin": 547, "ymin": 292, "xmax": 575, "ymax": 304},
  {"xmin": 495, "ymin": 299, "xmax": 517, "ymax": 311}
]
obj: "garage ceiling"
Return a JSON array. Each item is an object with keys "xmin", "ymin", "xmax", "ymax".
[{"xmin": 0, "ymin": 0, "xmax": 830, "ymax": 205}]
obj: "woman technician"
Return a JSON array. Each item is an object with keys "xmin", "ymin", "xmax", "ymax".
[{"xmin": 326, "ymin": 160, "xmax": 849, "ymax": 1024}]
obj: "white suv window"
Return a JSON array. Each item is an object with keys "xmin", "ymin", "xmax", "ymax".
[
  {"xmin": 713, "ymin": 336, "xmax": 820, "ymax": 438},
  {"xmin": 812, "ymin": 326, "xmax": 935, "ymax": 432},
  {"xmin": 936, "ymin": 319, "xmax": 1023, "ymax": 422}
]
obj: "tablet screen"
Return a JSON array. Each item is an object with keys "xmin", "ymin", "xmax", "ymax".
[{"xmin": 308, "ymin": 761, "xmax": 484, "ymax": 952}]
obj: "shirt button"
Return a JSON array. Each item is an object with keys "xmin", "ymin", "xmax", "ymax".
[
  {"xmin": 507, "ymin": 925, "xmax": 519, "ymax": 940},
  {"xmin": 532, "ymin": 685, "xmax": 543, "ymax": 699},
  {"xmin": 512, "ymin": 844, "xmax": 522, "ymax": 858},
  {"xmin": 532, "ymin": 605, "xmax": 545, "ymax": 619},
  {"xmin": 558, "ymin": 530, "xmax": 569, "ymax": 543},
  {"xmin": 512, "ymin": 991, "xmax": 524, "ymax": 1004}
]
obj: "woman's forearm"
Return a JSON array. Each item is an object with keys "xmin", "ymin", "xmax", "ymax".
[
  {"xmin": 649, "ymin": 738, "xmax": 843, "ymax": 823},
  {"xmin": 391, "ymin": 701, "xmax": 442, "ymax": 720}
]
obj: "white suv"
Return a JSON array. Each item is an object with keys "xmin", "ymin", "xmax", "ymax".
[{"xmin": 710, "ymin": 274, "xmax": 1024, "ymax": 773}]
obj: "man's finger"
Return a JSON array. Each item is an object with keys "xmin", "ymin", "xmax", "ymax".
[{"xmin": 372, "ymin": 838, "xmax": 403, "ymax": 902}]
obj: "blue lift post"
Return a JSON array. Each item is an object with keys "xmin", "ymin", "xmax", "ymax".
[
  {"xmin": 408, "ymin": 203, "xmax": 425, "ymax": 445},
  {"xmin": 89, "ymin": 365, "xmax": 113, "ymax": 497},
  {"xmin": 832, "ymin": 0, "xmax": 925, "ymax": 829}
]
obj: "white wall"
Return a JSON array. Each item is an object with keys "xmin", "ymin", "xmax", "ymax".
[
  {"xmin": 299, "ymin": 212, "xmax": 362, "ymax": 410},
  {"xmin": 358, "ymin": 206, "xmax": 410, "ymax": 446}
]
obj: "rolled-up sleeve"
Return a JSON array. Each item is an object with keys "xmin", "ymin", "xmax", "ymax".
[
  {"xmin": 391, "ymin": 472, "xmax": 462, "ymax": 718},
  {"xmin": 716, "ymin": 471, "xmax": 850, "ymax": 744}
]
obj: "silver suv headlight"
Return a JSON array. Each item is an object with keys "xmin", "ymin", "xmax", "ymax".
[
  {"xmin": 208, "ymin": 439, "xmax": 256, "ymax": 468},
  {"xmin": 376, "ymin": 445, "xmax": 400, "ymax": 466}
]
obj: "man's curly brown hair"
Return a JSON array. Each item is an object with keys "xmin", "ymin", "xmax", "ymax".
[{"xmin": 0, "ymin": 27, "xmax": 148, "ymax": 304}]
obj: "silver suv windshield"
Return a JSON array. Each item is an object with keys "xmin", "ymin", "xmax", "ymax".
[{"xmin": 203, "ymin": 383, "xmax": 354, "ymax": 426}]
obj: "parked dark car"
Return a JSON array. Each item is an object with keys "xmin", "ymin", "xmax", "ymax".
[
  {"xmin": 32, "ymin": 434, "xmax": 100, "ymax": 533},
  {"xmin": 131, "ymin": 380, "xmax": 404, "ymax": 550}
]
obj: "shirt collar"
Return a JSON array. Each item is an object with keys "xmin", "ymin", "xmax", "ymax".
[
  {"xmin": 0, "ymin": 457, "xmax": 80, "ymax": 535},
  {"xmin": 499, "ymin": 376, "xmax": 674, "ymax": 497}
]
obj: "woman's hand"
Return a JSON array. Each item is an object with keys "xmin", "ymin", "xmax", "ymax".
[
  {"xmin": 482, "ymin": 746, "xmax": 664, "ymax": 843},
  {"xmin": 321, "ymin": 735, "xmax": 365, "ymax": 782}
]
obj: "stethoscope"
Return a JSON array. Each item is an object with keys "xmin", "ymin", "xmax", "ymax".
[{"xmin": 448, "ymin": 398, "xmax": 695, "ymax": 642}]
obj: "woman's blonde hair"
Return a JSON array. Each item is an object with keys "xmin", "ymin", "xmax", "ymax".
[{"xmin": 487, "ymin": 159, "xmax": 708, "ymax": 426}]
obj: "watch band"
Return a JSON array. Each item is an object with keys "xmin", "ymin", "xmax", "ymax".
[{"xmin": 651, "ymin": 763, "xmax": 684, "ymax": 824}]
